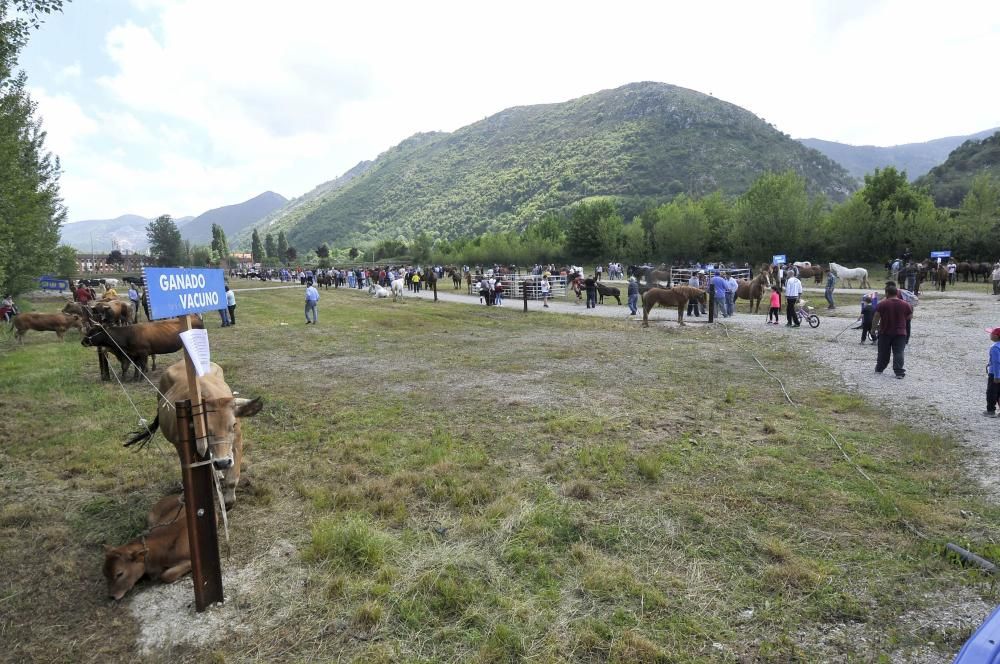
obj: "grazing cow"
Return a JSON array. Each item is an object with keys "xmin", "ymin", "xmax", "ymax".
[
  {"xmin": 11, "ymin": 312, "xmax": 84, "ymax": 344},
  {"xmin": 103, "ymin": 494, "xmax": 191, "ymax": 600},
  {"xmin": 125, "ymin": 361, "xmax": 262, "ymax": 508},
  {"xmin": 595, "ymin": 282, "xmax": 622, "ymax": 305},
  {"xmin": 81, "ymin": 317, "xmax": 203, "ymax": 381}
]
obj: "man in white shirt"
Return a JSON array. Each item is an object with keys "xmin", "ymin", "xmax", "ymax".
[
  {"xmin": 784, "ymin": 273, "xmax": 803, "ymax": 327},
  {"xmin": 304, "ymin": 283, "xmax": 320, "ymax": 324},
  {"xmin": 725, "ymin": 273, "xmax": 739, "ymax": 317}
]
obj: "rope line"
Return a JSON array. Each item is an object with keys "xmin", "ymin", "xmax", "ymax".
[{"xmin": 719, "ymin": 321, "xmax": 930, "ymax": 542}]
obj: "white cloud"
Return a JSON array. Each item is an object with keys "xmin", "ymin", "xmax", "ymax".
[{"xmin": 28, "ymin": 0, "xmax": 1000, "ymax": 222}]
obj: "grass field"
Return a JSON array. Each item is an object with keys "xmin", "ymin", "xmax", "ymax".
[{"xmin": 2, "ymin": 286, "xmax": 999, "ymax": 662}]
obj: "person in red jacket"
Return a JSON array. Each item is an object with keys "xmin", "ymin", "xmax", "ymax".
[{"xmin": 872, "ymin": 282, "xmax": 913, "ymax": 379}]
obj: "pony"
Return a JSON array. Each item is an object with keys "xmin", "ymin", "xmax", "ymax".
[
  {"xmin": 734, "ymin": 271, "xmax": 771, "ymax": 314},
  {"xmin": 595, "ymin": 282, "xmax": 621, "ymax": 305},
  {"xmin": 448, "ymin": 268, "xmax": 462, "ymax": 289},
  {"xmin": 390, "ymin": 278, "xmax": 405, "ymax": 301},
  {"xmin": 641, "ymin": 286, "xmax": 706, "ymax": 327},
  {"xmin": 829, "ymin": 262, "xmax": 870, "ymax": 289},
  {"xmin": 936, "ymin": 265, "xmax": 948, "ymax": 291},
  {"xmin": 369, "ymin": 283, "xmax": 390, "ymax": 298},
  {"xmin": 795, "ymin": 265, "xmax": 824, "ymax": 284}
]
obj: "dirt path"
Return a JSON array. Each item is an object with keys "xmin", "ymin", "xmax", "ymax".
[{"xmin": 321, "ymin": 281, "xmax": 1000, "ymax": 498}]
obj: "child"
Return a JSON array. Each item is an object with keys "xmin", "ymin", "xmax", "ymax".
[
  {"xmin": 986, "ymin": 327, "xmax": 1000, "ymax": 417},
  {"xmin": 859, "ymin": 295, "xmax": 875, "ymax": 344},
  {"xmin": 767, "ymin": 285, "xmax": 781, "ymax": 324}
]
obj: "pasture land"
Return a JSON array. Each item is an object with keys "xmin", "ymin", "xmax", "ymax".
[{"xmin": 2, "ymin": 287, "xmax": 999, "ymax": 662}]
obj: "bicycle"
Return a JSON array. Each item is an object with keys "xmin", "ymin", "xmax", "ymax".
[{"xmin": 795, "ymin": 300, "xmax": 820, "ymax": 328}]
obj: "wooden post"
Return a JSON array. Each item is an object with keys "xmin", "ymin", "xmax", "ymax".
[
  {"xmin": 98, "ymin": 348, "xmax": 110, "ymax": 382},
  {"xmin": 175, "ymin": 399, "xmax": 224, "ymax": 611},
  {"xmin": 708, "ymin": 289, "xmax": 715, "ymax": 323},
  {"xmin": 433, "ymin": 278, "xmax": 438, "ymax": 302},
  {"xmin": 177, "ymin": 313, "xmax": 224, "ymax": 611},
  {"xmin": 523, "ymin": 280, "xmax": 528, "ymax": 312}
]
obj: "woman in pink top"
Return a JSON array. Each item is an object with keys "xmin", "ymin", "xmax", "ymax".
[{"xmin": 767, "ymin": 286, "xmax": 781, "ymax": 324}]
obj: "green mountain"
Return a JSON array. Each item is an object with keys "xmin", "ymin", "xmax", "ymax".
[
  {"xmin": 799, "ymin": 128, "xmax": 1000, "ymax": 182},
  {"xmin": 263, "ymin": 82, "xmax": 858, "ymax": 249},
  {"xmin": 914, "ymin": 131, "xmax": 1000, "ymax": 207}
]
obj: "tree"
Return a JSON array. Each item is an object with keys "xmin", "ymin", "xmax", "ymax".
[
  {"xmin": 277, "ymin": 231, "xmax": 288, "ymax": 265},
  {"xmin": 730, "ymin": 171, "xmax": 816, "ymax": 262},
  {"xmin": 191, "ymin": 245, "xmax": 212, "ymax": 266},
  {"xmin": 652, "ymin": 196, "xmax": 707, "ymax": 261},
  {"xmin": 54, "ymin": 244, "xmax": 75, "ymax": 277},
  {"xmin": 348, "ymin": 246, "xmax": 359, "ymax": 260},
  {"xmin": 566, "ymin": 199, "xmax": 622, "ymax": 261},
  {"xmin": 956, "ymin": 174, "xmax": 1000, "ymax": 259},
  {"xmin": 0, "ymin": 0, "xmax": 68, "ymax": 296},
  {"xmin": 210, "ymin": 224, "xmax": 229, "ymax": 266},
  {"xmin": 285, "ymin": 245, "xmax": 297, "ymax": 262},
  {"xmin": 265, "ymin": 233, "xmax": 276, "ymax": 259},
  {"xmin": 146, "ymin": 215, "xmax": 184, "ymax": 266},
  {"xmin": 316, "ymin": 243, "xmax": 330, "ymax": 258},
  {"xmin": 411, "ymin": 232, "xmax": 433, "ymax": 263},
  {"xmin": 107, "ymin": 249, "xmax": 123, "ymax": 266},
  {"xmin": 250, "ymin": 229, "xmax": 264, "ymax": 263}
]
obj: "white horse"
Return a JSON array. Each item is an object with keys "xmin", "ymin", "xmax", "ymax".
[
  {"xmin": 829, "ymin": 262, "xmax": 870, "ymax": 289},
  {"xmin": 793, "ymin": 261, "xmax": 811, "ymax": 268},
  {"xmin": 390, "ymin": 278, "xmax": 405, "ymax": 302},
  {"xmin": 369, "ymin": 284, "xmax": 390, "ymax": 298}
]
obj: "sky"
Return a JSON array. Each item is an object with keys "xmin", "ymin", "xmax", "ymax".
[{"xmin": 18, "ymin": 0, "xmax": 1000, "ymax": 223}]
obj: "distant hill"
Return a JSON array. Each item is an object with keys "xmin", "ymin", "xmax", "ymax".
[
  {"xmin": 59, "ymin": 214, "xmax": 153, "ymax": 252},
  {"xmin": 181, "ymin": 191, "xmax": 287, "ymax": 246},
  {"xmin": 799, "ymin": 127, "xmax": 999, "ymax": 181},
  {"xmin": 233, "ymin": 163, "xmax": 372, "ymax": 249},
  {"xmin": 913, "ymin": 131, "xmax": 1000, "ymax": 207},
  {"xmin": 250, "ymin": 82, "xmax": 857, "ymax": 250}
]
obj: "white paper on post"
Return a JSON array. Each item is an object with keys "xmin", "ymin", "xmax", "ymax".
[{"xmin": 179, "ymin": 328, "xmax": 211, "ymax": 376}]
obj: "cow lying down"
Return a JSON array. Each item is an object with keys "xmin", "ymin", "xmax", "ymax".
[{"xmin": 103, "ymin": 494, "xmax": 193, "ymax": 600}]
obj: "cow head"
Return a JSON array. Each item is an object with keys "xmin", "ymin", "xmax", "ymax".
[
  {"xmin": 81, "ymin": 326, "xmax": 109, "ymax": 348},
  {"xmin": 103, "ymin": 543, "xmax": 146, "ymax": 600},
  {"xmin": 205, "ymin": 396, "xmax": 263, "ymax": 508}
]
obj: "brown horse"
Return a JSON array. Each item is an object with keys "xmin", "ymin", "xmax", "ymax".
[
  {"xmin": 936, "ymin": 265, "xmax": 948, "ymax": 291},
  {"xmin": 734, "ymin": 272, "xmax": 771, "ymax": 313},
  {"xmin": 646, "ymin": 269, "xmax": 671, "ymax": 286},
  {"xmin": 448, "ymin": 268, "xmax": 462, "ymax": 289},
  {"xmin": 795, "ymin": 265, "xmax": 824, "ymax": 284},
  {"xmin": 641, "ymin": 286, "xmax": 705, "ymax": 327}
]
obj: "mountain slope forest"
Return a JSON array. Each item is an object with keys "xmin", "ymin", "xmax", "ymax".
[
  {"xmin": 259, "ymin": 82, "xmax": 858, "ymax": 250},
  {"xmin": 799, "ymin": 127, "xmax": 999, "ymax": 182},
  {"xmin": 914, "ymin": 131, "xmax": 1000, "ymax": 208},
  {"xmin": 181, "ymin": 191, "xmax": 287, "ymax": 245}
]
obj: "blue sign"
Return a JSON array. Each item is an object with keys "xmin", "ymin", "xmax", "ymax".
[
  {"xmin": 38, "ymin": 275, "xmax": 69, "ymax": 292},
  {"xmin": 145, "ymin": 268, "xmax": 226, "ymax": 320},
  {"xmin": 772, "ymin": 254, "xmax": 786, "ymax": 265},
  {"xmin": 930, "ymin": 250, "xmax": 951, "ymax": 259}
]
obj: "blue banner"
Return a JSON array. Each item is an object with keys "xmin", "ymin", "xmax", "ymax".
[
  {"xmin": 772, "ymin": 254, "xmax": 786, "ymax": 265},
  {"xmin": 930, "ymin": 250, "xmax": 951, "ymax": 258},
  {"xmin": 145, "ymin": 268, "xmax": 227, "ymax": 320}
]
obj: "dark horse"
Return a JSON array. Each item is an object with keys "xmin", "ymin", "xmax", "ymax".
[
  {"xmin": 595, "ymin": 282, "xmax": 621, "ymax": 305},
  {"xmin": 448, "ymin": 267, "xmax": 462, "ymax": 289}
]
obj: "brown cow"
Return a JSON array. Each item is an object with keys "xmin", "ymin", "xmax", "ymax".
[
  {"xmin": 103, "ymin": 494, "xmax": 191, "ymax": 600},
  {"xmin": 11, "ymin": 312, "xmax": 84, "ymax": 344},
  {"xmin": 125, "ymin": 360, "xmax": 262, "ymax": 508},
  {"xmin": 92, "ymin": 299, "xmax": 132, "ymax": 326},
  {"xmin": 81, "ymin": 317, "xmax": 204, "ymax": 380}
]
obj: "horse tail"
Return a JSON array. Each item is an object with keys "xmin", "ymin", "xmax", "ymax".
[{"xmin": 124, "ymin": 414, "xmax": 159, "ymax": 449}]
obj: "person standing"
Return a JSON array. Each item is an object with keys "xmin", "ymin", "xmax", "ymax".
[
  {"xmin": 127, "ymin": 284, "xmax": 141, "ymax": 323},
  {"xmin": 710, "ymin": 272, "xmax": 728, "ymax": 318},
  {"xmin": 627, "ymin": 276, "xmax": 639, "ymax": 315},
  {"xmin": 686, "ymin": 271, "xmax": 702, "ymax": 318},
  {"xmin": 824, "ymin": 271, "xmax": 838, "ymax": 309},
  {"xmin": 725, "ymin": 272, "xmax": 738, "ymax": 317},
  {"xmin": 991, "ymin": 263, "xmax": 1000, "ymax": 296},
  {"xmin": 985, "ymin": 327, "xmax": 1000, "ymax": 417},
  {"xmin": 767, "ymin": 286, "xmax": 781, "ymax": 324},
  {"xmin": 225, "ymin": 286, "xmax": 236, "ymax": 325},
  {"xmin": 540, "ymin": 275, "xmax": 551, "ymax": 308},
  {"xmin": 948, "ymin": 260, "xmax": 957, "ymax": 285},
  {"xmin": 304, "ymin": 282, "xmax": 320, "ymax": 324},
  {"xmin": 784, "ymin": 272, "xmax": 803, "ymax": 326},
  {"xmin": 872, "ymin": 282, "xmax": 913, "ymax": 379},
  {"xmin": 584, "ymin": 276, "xmax": 597, "ymax": 309},
  {"xmin": 595, "ymin": 264, "xmax": 603, "ymax": 282}
]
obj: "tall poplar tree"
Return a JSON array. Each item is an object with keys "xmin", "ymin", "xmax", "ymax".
[
  {"xmin": 250, "ymin": 229, "xmax": 264, "ymax": 264},
  {"xmin": 146, "ymin": 215, "xmax": 184, "ymax": 266},
  {"xmin": 210, "ymin": 223, "xmax": 229, "ymax": 266},
  {"xmin": 0, "ymin": 0, "xmax": 68, "ymax": 296},
  {"xmin": 265, "ymin": 232, "xmax": 276, "ymax": 259},
  {"xmin": 277, "ymin": 231, "xmax": 288, "ymax": 266}
]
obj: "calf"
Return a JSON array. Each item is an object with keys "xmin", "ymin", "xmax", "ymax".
[
  {"xmin": 11, "ymin": 312, "xmax": 84, "ymax": 344},
  {"xmin": 103, "ymin": 494, "xmax": 191, "ymax": 600},
  {"xmin": 81, "ymin": 317, "xmax": 204, "ymax": 381}
]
